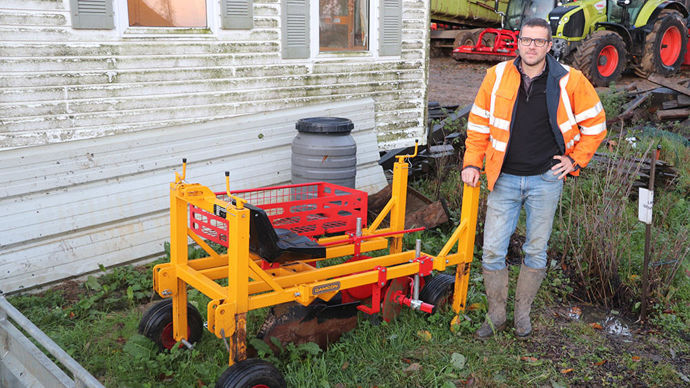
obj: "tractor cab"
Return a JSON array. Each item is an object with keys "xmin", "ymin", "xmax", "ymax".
[
  {"xmin": 606, "ymin": 0, "xmax": 646, "ymax": 25},
  {"xmin": 505, "ymin": 0, "xmax": 561, "ymax": 30}
]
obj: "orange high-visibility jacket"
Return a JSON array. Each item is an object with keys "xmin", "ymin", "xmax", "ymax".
[{"xmin": 463, "ymin": 55, "xmax": 607, "ymax": 191}]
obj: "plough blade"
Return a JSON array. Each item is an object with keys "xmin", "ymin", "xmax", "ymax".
[{"xmin": 256, "ymin": 300, "xmax": 359, "ymax": 353}]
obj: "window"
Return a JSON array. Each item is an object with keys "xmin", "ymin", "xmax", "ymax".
[
  {"xmin": 127, "ymin": 0, "xmax": 207, "ymax": 27},
  {"xmin": 319, "ymin": 0, "xmax": 369, "ymax": 51}
]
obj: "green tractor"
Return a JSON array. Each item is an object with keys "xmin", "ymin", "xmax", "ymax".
[{"xmin": 549, "ymin": 0, "xmax": 689, "ymax": 86}]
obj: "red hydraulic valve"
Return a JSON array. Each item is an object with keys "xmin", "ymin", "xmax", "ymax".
[{"xmin": 392, "ymin": 291, "xmax": 434, "ymax": 313}]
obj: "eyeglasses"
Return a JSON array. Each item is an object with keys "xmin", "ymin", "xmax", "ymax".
[{"xmin": 518, "ymin": 37, "xmax": 551, "ymax": 47}]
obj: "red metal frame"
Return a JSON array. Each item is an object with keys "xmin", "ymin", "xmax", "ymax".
[
  {"xmin": 189, "ymin": 182, "xmax": 368, "ymax": 246},
  {"xmin": 452, "ymin": 28, "xmax": 519, "ymax": 58}
]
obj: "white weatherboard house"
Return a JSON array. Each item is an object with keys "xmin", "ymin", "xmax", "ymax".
[{"xmin": 0, "ymin": 0, "xmax": 430, "ymax": 292}]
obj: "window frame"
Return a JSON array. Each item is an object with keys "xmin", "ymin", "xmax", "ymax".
[
  {"xmin": 114, "ymin": 0, "xmax": 218, "ymax": 36},
  {"xmin": 310, "ymin": 0, "xmax": 379, "ymax": 59}
]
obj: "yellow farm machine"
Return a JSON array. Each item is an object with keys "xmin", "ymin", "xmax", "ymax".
[{"xmin": 138, "ymin": 143, "xmax": 481, "ymax": 387}]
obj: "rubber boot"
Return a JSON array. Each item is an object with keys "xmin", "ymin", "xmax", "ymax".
[
  {"xmin": 514, "ymin": 264, "xmax": 546, "ymax": 337},
  {"xmin": 475, "ymin": 268, "xmax": 509, "ymax": 338}
]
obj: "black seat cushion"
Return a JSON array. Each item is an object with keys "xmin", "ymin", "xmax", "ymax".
[{"xmin": 245, "ymin": 203, "xmax": 325, "ymax": 263}]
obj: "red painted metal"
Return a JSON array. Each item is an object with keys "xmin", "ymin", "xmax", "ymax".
[
  {"xmin": 391, "ymin": 291, "xmax": 435, "ymax": 314},
  {"xmin": 597, "ymin": 45, "xmax": 618, "ymax": 77},
  {"xmin": 659, "ymin": 25, "xmax": 682, "ymax": 67},
  {"xmin": 320, "ymin": 227, "xmax": 426, "ymax": 247},
  {"xmin": 189, "ymin": 182, "xmax": 368, "ymax": 247},
  {"xmin": 356, "ymin": 266, "xmax": 387, "ymax": 314},
  {"xmin": 452, "ymin": 28, "xmax": 519, "ymax": 61},
  {"xmin": 415, "ymin": 255, "xmax": 434, "ymax": 277}
]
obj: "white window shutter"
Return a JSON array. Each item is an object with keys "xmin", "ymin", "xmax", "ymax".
[
  {"xmin": 379, "ymin": 0, "xmax": 401, "ymax": 56},
  {"xmin": 222, "ymin": 0, "xmax": 254, "ymax": 29},
  {"xmin": 282, "ymin": 0, "xmax": 310, "ymax": 59},
  {"xmin": 70, "ymin": 0, "xmax": 114, "ymax": 29}
]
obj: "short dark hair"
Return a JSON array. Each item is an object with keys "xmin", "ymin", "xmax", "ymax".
[{"xmin": 520, "ymin": 17, "xmax": 552, "ymax": 39}]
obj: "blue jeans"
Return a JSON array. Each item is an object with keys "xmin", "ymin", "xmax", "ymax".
[{"xmin": 482, "ymin": 171, "xmax": 563, "ymax": 271}]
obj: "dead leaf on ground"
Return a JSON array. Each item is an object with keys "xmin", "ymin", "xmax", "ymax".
[
  {"xmin": 589, "ymin": 322, "xmax": 603, "ymax": 330},
  {"xmin": 560, "ymin": 368, "xmax": 574, "ymax": 374},
  {"xmin": 467, "ymin": 303, "xmax": 482, "ymax": 311},
  {"xmin": 341, "ymin": 361, "xmax": 349, "ymax": 370},
  {"xmin": 417, "ymin": 330, "xmax": 432, "ymax": 341},
  {"xmin": 593, "ymin": 360, "xmax": 607, "ymax": 366},
  {"xmin": 404, "ymin": 362, "xmax": 422, "ymax": 374},
  {"xmin": 521, "ymin": 356, "xmax": 538, "ymax": 362}
]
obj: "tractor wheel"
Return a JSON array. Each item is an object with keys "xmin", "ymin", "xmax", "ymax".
[
  {"xmin": 453, "ymin": 30, "xmax": 477, "ymax": 49},
  {"xmin": 573, "ymin": 31, "xmax": 627, "ymax": 87},
  {"xmin": 138, "ymin": 299, "xmax": 203, "ymax": 351},
  {"xmin": 215, "ymin": 359, "xmax": 286, "ymax": 388},
  {"xmin": 636, "ymin": 10, "xmax": 688, "ymax": 77},
  {"xmin": 419, "ymin": 273, "xmax": 455, "ymax": 314}
]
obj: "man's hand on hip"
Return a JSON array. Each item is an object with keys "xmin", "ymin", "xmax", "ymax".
[
  {"xmin": 461, "ymin": 167, "xmax": 480, "ymax": 187},
  {"xmin": 551, "ymin": 155, "xmax": 576, "ymax": 179}
]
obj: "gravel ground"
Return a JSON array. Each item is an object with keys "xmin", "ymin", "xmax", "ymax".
[
  {"xmin": 428, "ymin": 56, "xmax": 690, "ymax": 110},
  {"xmin": 428, "ymin": 57, "xmax": 489, "ymax": 108}
]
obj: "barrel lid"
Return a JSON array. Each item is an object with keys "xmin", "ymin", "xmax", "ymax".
[{"xmin": 296, "ymin": 117, "xmax": 354, "ymax": 134}]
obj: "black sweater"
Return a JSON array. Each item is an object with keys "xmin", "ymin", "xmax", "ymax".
[{"xmin": 501, "ymin": 69, "xmax": 560, "ymax": 176}]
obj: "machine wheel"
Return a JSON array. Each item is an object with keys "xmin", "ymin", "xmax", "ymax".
[
  {"xmin": 419, "ymin": 273, "xmax": 455, "ymax": 314},
  {"xmin": 138, "ymin": 299, "xmax": 203, "ymax": 350},
  {"xmin": 636, "ymin": 10, "xmax": 688, "ymax": 77},
  {"xmin": 573, "ymin": 31, "xmax": 627, "ymax": 87},
  {"xmin": 215, "ymin": 359, "xmax": 286, "ymax": 388},
  {"xmin": 453, "ymin": 30, "xmax": 477, "ymax": 49}
]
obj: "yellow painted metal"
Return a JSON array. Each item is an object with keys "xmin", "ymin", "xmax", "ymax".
[
  {"xmin": 159, "ymin": 144, "xmax": 480, "ymax": 366},
  {"xmin": 451, "ymin": 184, "xmax": 480, "ymax": 315}
]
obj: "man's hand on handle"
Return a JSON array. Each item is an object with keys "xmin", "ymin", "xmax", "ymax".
[{"xmin": 461, "ymin": 167, "xmax": 480, "ymax": 187}]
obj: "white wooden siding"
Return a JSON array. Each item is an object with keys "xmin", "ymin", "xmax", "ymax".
[
  {"xmin": 0, "ymin": 0, "xmax": 429, "ymax": 149},
  {"xmin": 0, "ymin": 98, "xmax": 387, "ymax": 293}
]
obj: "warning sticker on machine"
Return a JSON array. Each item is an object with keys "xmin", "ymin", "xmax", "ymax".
[
  {"xmin": 312, "ymin": 281, "xmax": 341, "ymax": 295},
  {"xmin": 214, "ymin": 204, "xmax": 227, "ymax": 218}
]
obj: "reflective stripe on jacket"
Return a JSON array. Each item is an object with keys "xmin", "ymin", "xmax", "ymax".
[{"xmin": 463, "ymin": 55, "xmax": 607, "ymax": 191}]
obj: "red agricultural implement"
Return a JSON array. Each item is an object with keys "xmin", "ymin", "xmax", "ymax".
[{"xmin": 452, "ymin": 28, "xmax": 520, "ymax": 62}]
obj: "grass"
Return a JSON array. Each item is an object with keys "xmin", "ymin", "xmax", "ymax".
[{"xmin": 8, "ymin": 87, "xmax": 690, "ymax": 386}]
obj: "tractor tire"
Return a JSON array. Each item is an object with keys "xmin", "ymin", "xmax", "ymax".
[
  {"xmin": 573, "ymin": 31, "xmax": 627, "ymax": 87},
  {"xmin": 636, "ymin": 10, "xmax": 688, "ymax": 77},
  {"xmin": 215, "ymin": 359, "xmax": 286, "ymax": 388},
  {"xmin": 453, "ymin": 30, "xmax": 478, "ymax": 49},
  {"xmin": 138, "ymin": 299, "xmax": 203, "ymax": 351},
  {"xmin": 419, "ymin": 273, "xmax": 455, "ymax": 314}
]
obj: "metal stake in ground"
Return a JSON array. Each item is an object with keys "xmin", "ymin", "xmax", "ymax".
[{"xmin": 640, "ymin": 144, "xmax": 661, "ymax": 323}]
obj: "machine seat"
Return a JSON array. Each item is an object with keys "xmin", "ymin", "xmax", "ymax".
[{"xmin": 245, "ymin": 203, "xmax": 326, "ymax": 263}]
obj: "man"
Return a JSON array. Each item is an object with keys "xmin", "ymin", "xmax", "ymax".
[{"xmin": 462, "ymin": 18, "xmax": 606, "ymax": 338}]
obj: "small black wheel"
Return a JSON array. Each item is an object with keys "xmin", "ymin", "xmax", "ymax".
[
  {"xmin": 215, "ymin": 359, "xmax": 286, "ymax": 388},
  {"xmin": 419, "ymin": 273, "xmax": 455, "ymax": 314},
  {"xmin": 138, "ymin": 299, "xmax": 203, "ymax": 350}
]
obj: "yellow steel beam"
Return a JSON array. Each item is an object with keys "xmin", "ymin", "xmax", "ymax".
[{"xmin": 176, "ymin": 266, "xmax": 226, "ymax": 301}]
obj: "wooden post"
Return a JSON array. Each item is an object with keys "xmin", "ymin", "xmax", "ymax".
[{"xmin": 640, "ymin": 145, "xmax": 660, "ymax": 323}]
